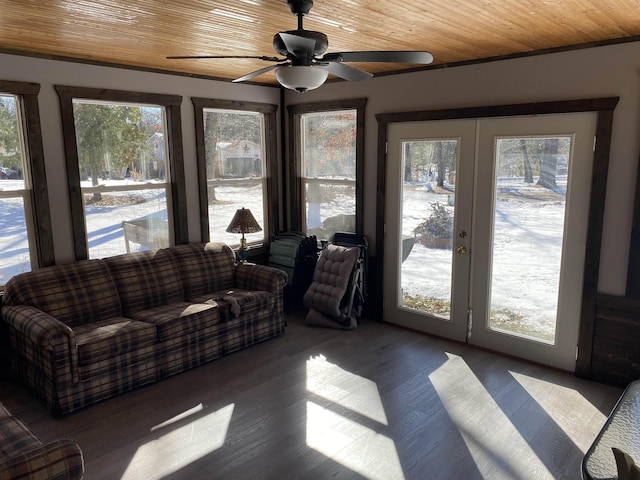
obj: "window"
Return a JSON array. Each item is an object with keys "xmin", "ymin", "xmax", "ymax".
[
  {"xmin": 0, "ymin": 80, "xmax": 52, "ymax": 287},
  {"xmin": 192, "ymin": 98, "xmax": 278, "ymax": 248},
  {"xmin": 288, "ymin": 99, "xmax": 366, "ymax": 241},
  {"xmin": 56, "ymin": 86, "xmax": 187, "ymax": 260}
]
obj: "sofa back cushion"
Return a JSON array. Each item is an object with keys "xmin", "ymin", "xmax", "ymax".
[
  {"xmin": 104, "ymin": 249, "xmax": 183, "ymax": 316},
  {"xmin": 168, "ymin": 243, "xmax": 235, "ymax": 299},
  {"xmin": 2, "ymin": 260, "xmax": 122, "ymax": 328}
]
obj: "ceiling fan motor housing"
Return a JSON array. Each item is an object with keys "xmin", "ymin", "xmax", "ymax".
[{"xmin": 273, "ymin": 30, "xmax": 329, "ymax": 58}]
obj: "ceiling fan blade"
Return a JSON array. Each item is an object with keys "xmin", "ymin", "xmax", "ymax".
[
  {"xmin": 167, "ymin": 55, "xmax": 284, "ymax": 62},
  {"xmin": 232, "ymin": 64, "xmax": 283, "ymax": 83},
  {"xmin": 321, "ymin": 62, "xmax": 373, "ymax": 82},
  {"xmin": 321, "ymin": 51, "xmax": 434, "ymax": 64},
  {"xmin": 278, "ymin": 32, "xmax": 316, "ymax": 57}
]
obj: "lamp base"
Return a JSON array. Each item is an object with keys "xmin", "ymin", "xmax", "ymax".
[
  {"xmin": 236, "ymin": 247, "xmax": 250, "ymax": 263},
  {"xmin": 237, "ymin": 236, "xmax": 250, "ymax": 263}
]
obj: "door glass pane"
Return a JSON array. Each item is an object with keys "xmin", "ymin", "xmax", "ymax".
[
  {"xmin": 489, "ymin": 136, "xmax": 571, "ymax": 343},
  {"xmin": 401, "ymin": 139, "xmax": 458, "ymax": 320},
  {"xmin": 203, "ymin": 109, "xmax": 266, "ymax": 246},
  {"xmin": 302, "ymin": 110, "xmax": 356, "ymax": 242}
]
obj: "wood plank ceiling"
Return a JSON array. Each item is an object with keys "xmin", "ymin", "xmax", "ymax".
[{"xmin": 1, "ymin": 0, "xmax": 640, "ymax": 87}]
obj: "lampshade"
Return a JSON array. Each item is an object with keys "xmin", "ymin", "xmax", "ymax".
[
  {"xmin": 276, "ymin": 65, "xmax": 329, "ymax": 93},
  {"xmin": 226, "ymin": 208, "xmax": 262, "ymax": 235}
]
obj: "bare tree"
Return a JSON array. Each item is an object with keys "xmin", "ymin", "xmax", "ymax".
[
  {"xmin": 519, "ymin": 138, "xmax": 534, "ymax": 183},
  {"xmin": 404, "ymin": 142, "xmax": 413, "ymax": 181},
  {"xmin": 537, "ymin": 138, "xmax": 559, "ymax": 189},
  {"xmin": 436, "ymin": 142, "xmax": 446, "ymax": 187}
]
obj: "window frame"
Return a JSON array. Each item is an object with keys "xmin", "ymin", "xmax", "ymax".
[
  {"xmin": 0, "ymin": 80, "xmax": 54, "ymax": 281},
  {"xmin": 287, "ymin": 98, "xmax": 366, "ymax": 234},
  {"xmin": 56, "ymin": 85, "xmax": 187, "ymax": 261},
  {"xmin": 192, "ymin": 97, "xmax": 279, "ymax": 254}
]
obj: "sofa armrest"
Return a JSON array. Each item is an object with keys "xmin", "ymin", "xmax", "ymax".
[
  {"xmin": 235, "ymin": 263, "xmax": 288, "ymax": 292},
  {"xmin": 235, "ymin": 263, "xmax": 288, "ymax": 324},
  {"xmin": 2, "ymin": 305, "xmax": 79, "ymax": 384},
  {"xmin": 2, "ymin": 306, "xmax": 76, "ymax": 350},
  {"xmin": 0, "ymin": 438, "xmax": 84, "ymax": 480}
]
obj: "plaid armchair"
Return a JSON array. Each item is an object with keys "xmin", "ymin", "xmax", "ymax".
[{"xmin": 0, "ymin": 404, "xmax": 83, "ymax": 479}]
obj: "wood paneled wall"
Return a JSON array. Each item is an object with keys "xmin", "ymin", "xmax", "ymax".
[{"xmin": 590, "ymin": 294, "xmax": 640, "ymax": 386}]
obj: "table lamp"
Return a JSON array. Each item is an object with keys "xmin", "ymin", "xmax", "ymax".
[{"xmin": 226, "ymin": 207, "xmax": 262, "ymax": 262}]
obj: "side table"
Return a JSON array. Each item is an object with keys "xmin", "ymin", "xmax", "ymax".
[{"xmin": 582, "ymin": 380, "xmax": 640, "ymax": 479}]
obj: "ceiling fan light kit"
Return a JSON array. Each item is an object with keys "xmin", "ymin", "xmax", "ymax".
[
  {"xmin": 168, "ymin": 0, "xmax": 433, "ymax": 92},
  {"xmin": 275, "ymin": 65, "xmax": 329, "ymax": 92}
]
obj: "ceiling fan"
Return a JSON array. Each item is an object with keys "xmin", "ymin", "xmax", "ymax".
[{"xmin": 167, "ymin": 0, "xmax": 433, "ymax": 92}]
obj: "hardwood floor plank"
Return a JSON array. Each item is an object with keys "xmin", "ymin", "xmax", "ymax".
[{"xmin": 0, "ymin": 311, "xmax": 623, "ymax": 479}]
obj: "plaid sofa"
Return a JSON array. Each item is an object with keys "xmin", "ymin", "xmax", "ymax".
[
  {"xmin": 1, "ymin": 243, "xmax": 287, "ymax": 416},
  {"xmin": 0, "ymin": 403, "xmax": 84, "ymax": 479}
]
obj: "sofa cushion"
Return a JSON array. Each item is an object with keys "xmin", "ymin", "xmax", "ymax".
[
  {"xmin": 129, "ymin": 301, "xmax": 222, "ymax": 341},
  {"xmin": 74, "ymin": 317, "xmax": 157, "ymax": 365},
  {"xmin": 168, "ymin": 243, "xmax": 235, "ymax": 299},
  {"xmin": 2, "ymin": 260, "xmax": 121, "ymax": 328},
  {"xmin": 0, "ymin": 416, "xmax": 41, "ymax": 461},
  {"xmin": 191, "ymin": 289, "xmax": 274, "ymax": 321},
  {"xmin": 104, "ymin": 249, "xmax": 183, "ymax": 316}
]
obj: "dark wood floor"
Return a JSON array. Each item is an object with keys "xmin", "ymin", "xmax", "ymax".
[{"xmin": 0, "ymin": 310, "xmax": 623, "ymax": 480}]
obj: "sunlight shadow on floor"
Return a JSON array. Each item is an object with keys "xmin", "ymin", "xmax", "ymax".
[
  {"xmin": 429, "ymin": 352, "xmax": 554, "ymax": 478},
  {"xmin": 510, "ymin": 371, "xmax": 607, "ymax": 452},
  {"xmin": 306, "ymin": 354, "xmax": 404, "ymax": 480},
  {"xmin": 306, "ymin": 353, "xmax": 388, "ymax": 425},
  {"xmin": 121, "ymin": 403, "xmax": 234, "ymax": 479}
]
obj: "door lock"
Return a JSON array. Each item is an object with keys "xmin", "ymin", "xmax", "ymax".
[{"xmin": 457, "ymin": 246, "xmax": 467, "ymax": 254}]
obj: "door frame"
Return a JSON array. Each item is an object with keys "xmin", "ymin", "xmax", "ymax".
[{"xmin": 374, "ymin": 97, "xmax": 619, "ymax": 374}]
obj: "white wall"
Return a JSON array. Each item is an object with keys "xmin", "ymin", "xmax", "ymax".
[
  {"xmin": 0, "ymin": 53, "xmax": 281, "ymax": 264},
  {"xmin": 2, "ymin": 40, "xmax": 639, "ymax": 295},
  {"xmin": 287, "ymin": 41, "xmax": 640, "ymax": 295}
]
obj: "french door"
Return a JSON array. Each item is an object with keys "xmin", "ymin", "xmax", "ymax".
[{"xmin": 383, "ymin": 112, "xmax": 597, "ymax": 370}]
